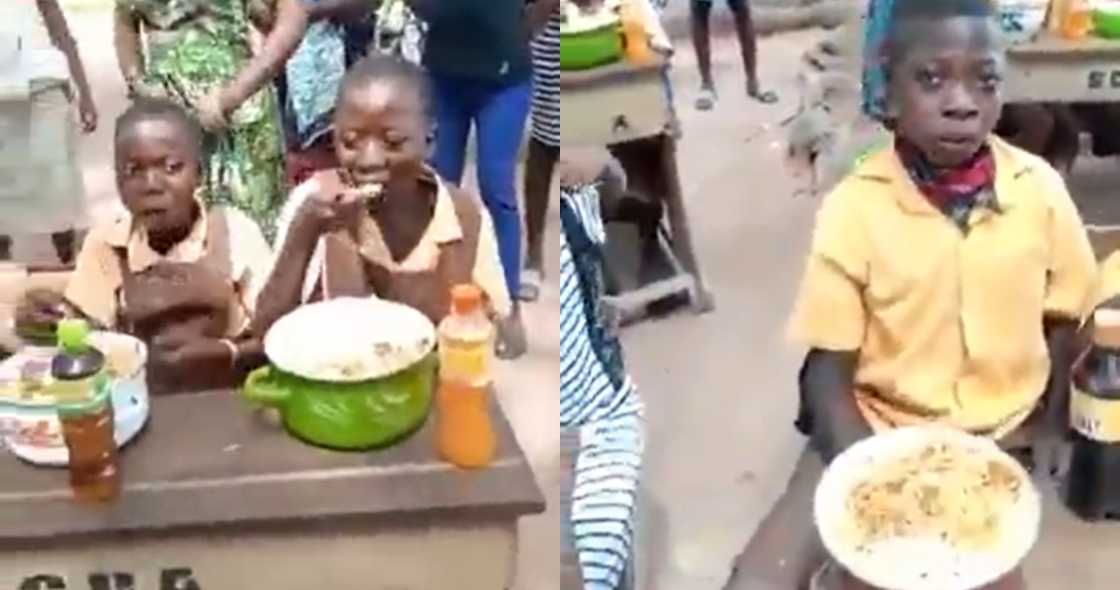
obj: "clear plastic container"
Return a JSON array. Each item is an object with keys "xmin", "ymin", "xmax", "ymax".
[
  {"xmin": 435, "ymin": 285, "xmax": 497, "ymax": 469},
  {"xmin": 53, "ymin": 319, "xmax": 119, "ymax": 502}
]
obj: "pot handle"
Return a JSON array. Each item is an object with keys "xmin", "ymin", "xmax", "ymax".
[{"xmin": 242, "ymin": 366, "xmax": 291, "ymax": 408}]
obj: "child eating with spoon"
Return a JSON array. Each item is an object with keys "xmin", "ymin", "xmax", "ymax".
[{"xmin": 252, "ymin": 55, "xmax": 516, "ymax": 353}]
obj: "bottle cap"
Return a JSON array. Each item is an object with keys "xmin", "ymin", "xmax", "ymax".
[
  {"xmin": 57, "ymin": 319, "xmax": 90, "ymax": 354},
  {"xmin": 450, "ymin": 284, "xmax": 483, "ymax": 315}
]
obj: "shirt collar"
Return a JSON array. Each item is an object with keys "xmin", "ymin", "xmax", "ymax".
[
  {"xmin": 104, "ymin": 199, "xmax": 210, "ymax": 273},
  {"xmin": 354, "ymin": 168, "xmax": 463, "ymax": 269},
  {"xmin": 852, "ymin": 135, "xmax": 1033, "ymax": 217}
]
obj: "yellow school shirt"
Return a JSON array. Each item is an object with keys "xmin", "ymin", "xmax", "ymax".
[
  {"xmin": 789, "ymin": 136, "xmax": 1097, "ymax": 438},
  {"xmin": 65, "ymin": 203, "xmax": 273, "ymax": 337}
]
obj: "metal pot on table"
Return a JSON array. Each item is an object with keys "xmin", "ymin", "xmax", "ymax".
[{"xmin": 242, "ymin": 297, "xmax": 437, "ymax": 451}]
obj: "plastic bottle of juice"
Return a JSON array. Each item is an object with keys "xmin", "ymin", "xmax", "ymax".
[
  {"xmin": 619, "ymin": 0, "xmax": 654, "ymax": 66},
  {"xmin": 1059, "ymin": 0, "xmax": 1094, "ymax": 39},
  {"xmin": 436, "ymin": 284, "xmax": 497, "ymax": 469},
  {"xmin": 52, "ymin": 319, "xmax": 120, "ymax": 502}
]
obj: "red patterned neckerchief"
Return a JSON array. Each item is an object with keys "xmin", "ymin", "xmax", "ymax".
[{"xmin": 894, "ymin": 137, "xmax": 998, "ymax": 230}]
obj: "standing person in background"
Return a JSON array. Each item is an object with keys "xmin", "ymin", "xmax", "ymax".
[
  {"xmin": 0, "ymin": 0, "xmax": 98, "ymax": 265},
  {"xmin": 520, "ymin": 5, "xmax": 561, "ymax": 303},
  {"xmin": 268, "ymin": 0, "xmax": 378, "ymax": 186},
  {"xmin": 690, "ymin": 0, "xmax": 777, "ymax": 110},
  {"xmin": 113, "ymin": 0, "xmax": 308, "ymax": 241},
  {"xmin": 407, "ymin": 0, "xmax": 561, "ymax": 359}
]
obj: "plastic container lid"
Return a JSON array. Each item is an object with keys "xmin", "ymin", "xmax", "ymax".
[{"xmin": 450, "ymin": 284, "xmax": 483, "ymax": 315}]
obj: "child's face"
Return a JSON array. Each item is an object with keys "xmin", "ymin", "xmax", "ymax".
[
  {"xmin": 115, "ymin": 119, "xmax": 200, "ymax": 237},
  {"xmin": 887, "ymin": 16, "xmax": 1004, "ymax": 167},
  {"xmin": 333, "ymin": 79, "xmax": 428, "ymax": 193}
]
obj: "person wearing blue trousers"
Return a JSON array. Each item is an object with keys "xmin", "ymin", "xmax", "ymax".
[{"xmin": 409, "ymin": 0, "xmax": 559, "ymax": 359}]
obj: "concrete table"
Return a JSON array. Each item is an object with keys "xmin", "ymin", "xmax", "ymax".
[
  {"xmin": 1006, "ymin": 35, "xmax": 1120, "ymax": 103},
  {"xmin": 560, "ymin": 60, "xmax": 716, "ymax": 322},
  {"xmin": 0, "ymin": 390, "xmax": 544, "ymax": 590}
]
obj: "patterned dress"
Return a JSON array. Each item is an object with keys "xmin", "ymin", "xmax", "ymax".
[
  {"xmin": 117, "ymin": 0, "xmax": 287, "ymax": 242},
  {"xmin": 560, "ymin": 182, "xmax": 644, "ymax": 589}
]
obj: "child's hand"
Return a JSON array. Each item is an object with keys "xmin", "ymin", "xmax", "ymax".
[{"xmin": 293, "ymin": 172, "xmax": 367, "ymax": 240}]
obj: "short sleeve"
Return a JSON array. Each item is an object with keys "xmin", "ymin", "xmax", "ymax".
[
  {"xmin": 267, "ymin": 179, "xmax": 326, "ymax": 304},
  {"xmin": 63, "ymin": 226, "xmax": 119, "ymax": 330},
  {"xmin": 1041, "ymin": 168, "xmax": 1097, "ymax": 320},
  {"xmin": 787, "ymin": 189, "xmax": 869, "ymax": 351},
  {"xmin": 473, "ymin": 208, "xmax": 513, "ymax": 318}
]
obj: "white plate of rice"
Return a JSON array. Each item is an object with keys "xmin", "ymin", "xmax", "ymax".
[{"xmin": 814, "ymin": 426, "xmax": 1041, "ymax": 590}]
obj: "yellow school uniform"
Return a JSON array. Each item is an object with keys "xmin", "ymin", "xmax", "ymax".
[
  {"xmin": 789, "ymin": 136, "xmax": 1097, "ymax": 438},
  {"xmin": 64, "ymin": 203, "xmax": 273, "ymax": 336}
]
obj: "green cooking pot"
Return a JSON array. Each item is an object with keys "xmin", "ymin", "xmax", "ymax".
[
  {"xmin": 560, "ymin": 24, "xmax": 622, "ymax": 71},
  {"xmin": 1095, "ymin": 9, "xmax": 1120, "ymax": 39},
  {"xmin": 242, "ymin": 354, "xmax": 436, "ymax": 451}
]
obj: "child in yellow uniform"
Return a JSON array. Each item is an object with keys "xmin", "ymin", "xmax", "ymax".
[{"xmin": 724, "ymin": 1, "xmax": 1097, "ymax": 588}]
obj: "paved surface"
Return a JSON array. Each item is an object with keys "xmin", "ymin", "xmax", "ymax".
[
  {"xmin": 17, "ymin": 7, "xmax": 562, "ymax": 590},
  {"xmin": 628, "ymin": 27, "xmax": 1120, "ymax": 590}
]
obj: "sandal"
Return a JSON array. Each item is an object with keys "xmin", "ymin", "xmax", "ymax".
[
  {"xmin": 695, "ymin": 87, "xmax": 717, "ymax": 111},
  {"xmin": 495, "ymin": 314, "xmax": 528, "ymax": 360},
  {"xmin": 748, "ymin": 88, "xmax": 779, "ymax": 105},
  {"xmin": 518, "ymin": 269, "xmax": 542, "ymax": 303}
]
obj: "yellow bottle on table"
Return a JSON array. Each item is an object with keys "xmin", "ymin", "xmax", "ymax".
[
  {"xmin": 435, "ymin": 284, "xmax": 497, "ymax": 469},
  {"xmin": 619, "ymin": 0, "xmax": 655, "ymax": 65},
  {"xmin": 1052, "ymin": 0, "xmax": 1094, "ymax": 39}
]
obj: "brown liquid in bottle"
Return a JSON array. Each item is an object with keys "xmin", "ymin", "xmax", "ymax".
[
  {"xmin": 53, "ymin": 319, "xmax": 120, "ymax": 503},
  {"xmin": 60, "ymin": 400, "xmax": 120, "ymax": 502}
]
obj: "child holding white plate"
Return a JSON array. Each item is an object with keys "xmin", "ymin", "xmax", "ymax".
[{"xmin": 724, "ymin": 1, "xmax": 1096, "ymax": 588}]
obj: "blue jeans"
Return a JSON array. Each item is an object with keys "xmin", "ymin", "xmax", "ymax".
[{"xmin": 430, "ymin": 74, "xmax": 532, "ymax": 298}]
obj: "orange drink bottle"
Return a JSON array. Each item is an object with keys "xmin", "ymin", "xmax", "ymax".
[
  {"xmin": 1060, "ymin": 0, "xmax": 1094, "ymax": 39},
  {"xmin": 619, "ymin": 0, "xmax": 654, "ymax": 65},
  {"xmin": 436, "ymin": 284, "xmax": 497, "ymax": 469}
]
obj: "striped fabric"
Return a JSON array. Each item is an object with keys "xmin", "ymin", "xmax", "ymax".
[
  {"xmin": 560, "ymin": 182, "xmax": 645, "ymax": 589},
  {"xmin": 531, "ymin": 10, "xmax": 561, "ymax": 147}
]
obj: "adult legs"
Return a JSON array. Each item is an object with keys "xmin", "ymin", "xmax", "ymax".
[
  {"xmin": 690, "ymin": 0, "xmax": 717, "ymax": 110},
  {"xmin": 723, "ymin": 447, "xmax": 828, "ymax": 590},
  {"xmin": 475, "ymin": 78, "xmax": 532, "ymax": 358},
  {"xmin": 729, "ymin": 0, "xmax": 776, "ymax": 103},
  {"xmin": 428, "ymin": 74, "xmax": 477, "ymax": 186},
  {"xmin": 522, "ymin": 136, "xmax": 559, "ymax": 301},
  {"xmin": 475, "ymin": 78, "xmax": 532, "ymax": 300},
  {"xmin": 0, "ymin": 236, "xmax": 10, "ymax": 261}
]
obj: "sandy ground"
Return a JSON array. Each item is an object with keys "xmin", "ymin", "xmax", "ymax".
[
  {"xmin": 11, "ymin": 7, "xmax": 562, "ymax": 590},
  {"xmin": 629, "ymin": 27, "xmax": 1120, "ymax": 590}
]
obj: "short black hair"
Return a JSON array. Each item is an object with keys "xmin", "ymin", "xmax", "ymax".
[
  {"xmin": 886, "ymin": 0, "xmax": 1000, "ymax": 67},
  {"xmin": 114, "ymin": 98, "xmax": 204, "ymax": 155},
  {"xmin": 338, "ymin": 54, "xmax": 432, "ymax": 119}
]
